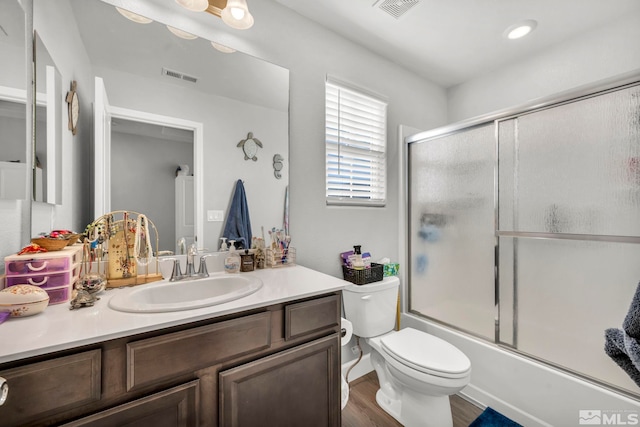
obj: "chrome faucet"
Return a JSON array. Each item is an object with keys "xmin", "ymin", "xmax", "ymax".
[
  {"xmin": 167, "ymin": 249, "xmax": 213, "ymax": 282},
  {"xmin": 185, "ymin": 243, "xmax": 198, "ymax": 276},
  {"xmin": 177, "ymin": 237, "xmax": 186, "ymax": 255}
]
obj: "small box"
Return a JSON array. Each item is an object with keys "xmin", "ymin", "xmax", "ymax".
[{"xmin": 383, "ymin": 263, "xmax": 400, "ymax": 277}]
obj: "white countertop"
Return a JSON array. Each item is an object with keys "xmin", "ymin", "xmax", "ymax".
[{"xmin": 0, "ymin": 265, "xmax": 347, "ymax": 364}]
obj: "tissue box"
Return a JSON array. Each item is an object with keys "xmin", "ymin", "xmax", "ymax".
[{"xmin": 383, "ymin": 263, "xmax": 399, "ymax": 277}]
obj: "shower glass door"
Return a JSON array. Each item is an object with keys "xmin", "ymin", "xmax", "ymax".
[
  {"xmin": 497, "ymin": 83, "xmax": 640, "ymax": 394},
  {"xmin": 408, "ymin": 81, "xmax": 640, "ymax": 396},
  {"xmin": 408, "ymin": 123, "xmax": 496, "ymax": 340}
]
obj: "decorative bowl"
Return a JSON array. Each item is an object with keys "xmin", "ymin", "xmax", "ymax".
[
  {"xmin": 0, "ymin": 285, "xmax": 50, "ymax": 318},
  {"xmin": 30, "ymin": 237, "xmax": 69, "ymax": 251},
  {"xmin": 64, "ymin": 233, "xmax": 81, "ymax": 246}
]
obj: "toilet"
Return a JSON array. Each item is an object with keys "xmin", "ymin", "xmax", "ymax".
[{"xmin": 343, "ymin": 276, "xmax": 471, "ymax": 427}]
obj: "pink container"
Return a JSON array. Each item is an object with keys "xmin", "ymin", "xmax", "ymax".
[
  {"xmin": 5, "ymin": 245, "xmax": 82, "ymax": 276},
  {"xmin": 5, "ymin": 265, "xmax": 79, "ymax": 289},
  {"xmin": 45, "ymin": 285, "xmax": 73, "ymax": 304}
]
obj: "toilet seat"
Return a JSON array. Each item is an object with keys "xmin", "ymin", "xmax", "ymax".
[{"xmin": 380, "ymin": 328, "xmax": 471, "ymax": 379}]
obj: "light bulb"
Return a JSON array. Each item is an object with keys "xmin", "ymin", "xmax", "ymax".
[{"xmin": 231, "ymin": 7, "xmax": 245, "ymax": 20}]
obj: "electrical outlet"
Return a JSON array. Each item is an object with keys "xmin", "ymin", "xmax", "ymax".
[
  {"xmin": 351, "ymin": 345, "xmax": 359, "ymax": 355},
  {"xmin": 207, "ymin": 210, "xmax": 224, "ymax": 222}
]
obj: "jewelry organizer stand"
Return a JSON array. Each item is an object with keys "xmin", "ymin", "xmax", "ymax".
[{"xmin": 85, "ymin": 210, "xmax": 162, "ymax": 288}]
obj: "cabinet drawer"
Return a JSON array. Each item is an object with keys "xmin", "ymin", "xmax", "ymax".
[
  {"xmin": 284, "ymin": 294, "xmax": 340, "ymax": 341},
  {"xmin": 127, "ymin": 311, "xmax": 271, "ymax": 391},
  {"xmin": 0, "ymin": 349, "xmax": 101, "ymax": 426},
  {"xmin": 62, "ymin": 380, "xmax": 199, "ymax": 427}
]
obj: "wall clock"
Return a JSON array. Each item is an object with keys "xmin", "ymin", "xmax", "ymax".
[
  {"xmin": 66, "ymin": 80, "xmax": 79, "ymax": 135},
  {"xmin": 237, "ymin": 132, "xmax": 263, "ymax": 161}
]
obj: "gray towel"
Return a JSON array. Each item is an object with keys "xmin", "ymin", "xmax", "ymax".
[
  {"xmin": 623, "ymin": 282, "xmax": 640, "ymax": 338},
  {"xmin": 604, "ymin": 328, "xmax": 640, "ymax": 387}
]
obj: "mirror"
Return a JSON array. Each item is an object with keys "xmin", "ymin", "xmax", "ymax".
[
  {"xmin": 34, "ymin": 0, "xmax": 289, "ymax": 253},
  {"xmin": 33, "ymin": 31, "xmax": 62, "ymax": 205},
  {"xmin": 0, "ymin": 0, "xmax": 29, "ymax": 201}
]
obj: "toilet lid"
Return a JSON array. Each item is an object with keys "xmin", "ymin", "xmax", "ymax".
[{"xmin": 381, "ymin": 328, "xmax": 471, "ymax": 378}]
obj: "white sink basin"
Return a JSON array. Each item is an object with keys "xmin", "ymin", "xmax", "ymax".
[{"xmin": 108, "ymin": 275, "xmax": 263, "ymax": 313}]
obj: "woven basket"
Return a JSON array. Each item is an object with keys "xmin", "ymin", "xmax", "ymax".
[{"xmin": 31, "ymin": 237, "xmax": 69, "ymax": 251}]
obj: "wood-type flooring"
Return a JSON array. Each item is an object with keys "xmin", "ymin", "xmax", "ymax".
[{"xmin": 342, "ymin": 372, "xmax": 484, "ymax": 427}]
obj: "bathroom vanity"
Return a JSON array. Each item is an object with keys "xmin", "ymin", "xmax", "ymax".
[{"xmin": 0, "ymin": 266, "xmax": 345, "ymax": 426}]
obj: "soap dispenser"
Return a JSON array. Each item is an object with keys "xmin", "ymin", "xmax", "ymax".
[
  {"xmin": 220, "ymin": 237, "xmax": 228, "ymax": 252},
  {"xmin": 224, "ymin": 240, "xmax": 241, "ymax": 273},
  {"xmin": 351, "ymin": 245, "xmax": 364, "ymax": 270}
]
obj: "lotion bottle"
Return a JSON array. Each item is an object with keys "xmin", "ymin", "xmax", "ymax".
[
  {"xmin": 224, "ymin": 240, "xmax": 241, "ymax": 273},
  {"xmin": 351, "ymin": 245, "xmax": 365, "ymax": 270}
]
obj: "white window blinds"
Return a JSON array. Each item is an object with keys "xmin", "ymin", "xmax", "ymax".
[{"xmin": 325, "ymin": 80, "xmax": 387, "ymax": 206}]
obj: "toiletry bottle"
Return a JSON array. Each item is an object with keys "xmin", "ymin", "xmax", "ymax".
[
  {"xmin": 351, "ymin": 245, "xmax": 364, "ymax": 270},
  {"xmin": 224, "ymin": 241, "xmax": 241, "ymax": 273},
  {"xmin": 220, "ymin": 237, "xmax": 228, "ymax": 252},
  {"xmin": 240, "ymin": 249, "xmax": 255, "ymax": 272}
]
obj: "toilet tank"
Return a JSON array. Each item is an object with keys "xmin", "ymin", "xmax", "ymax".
[{"xmin": 342, "ymin": 276, "xmax": 400, "ymax": 338}]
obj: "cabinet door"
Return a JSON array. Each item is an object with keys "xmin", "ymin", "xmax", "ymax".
[
  {"xmin": 63, "ymin": 380, "xmax": 199, "ymax": 427},
  {"xmin": 219, "ymin": 334, "xmax": 340, "ymax": 427}
]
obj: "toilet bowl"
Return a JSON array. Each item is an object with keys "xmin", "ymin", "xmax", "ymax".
[{"xmin": 342, "ymin": 277, "xmax": 471, "ymax": 427}]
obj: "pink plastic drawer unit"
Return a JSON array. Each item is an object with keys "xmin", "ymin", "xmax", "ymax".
[
  {"xmin": 45, "ymin": 285, "xmax": 73, "ymax": 305},
  {"xmin": 5, "ymin": 265, "xmax": 79, "ymax": 289},
  {"xmin": 4, "ymin": 245, "xmax": 82, "ymax": 276}
]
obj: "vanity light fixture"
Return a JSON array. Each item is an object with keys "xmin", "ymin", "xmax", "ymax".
[
  {"xmin": 175, "ymin": 0, "xmax": 209, "ymax": 12},
  {"xmin": 504, "ymin": 19, "xmax": 537, "ymax": 40},
  {"xmin": 211, "ymin": 41, "xmax": 236, "ymax": 53},
  {"xmin": 176, "ymin": 0, "xmax": 255, "ymax": 30},
  {"xmin": 221, "ymin": 0, "xmax": 254, "ymax": 30},
  {"xmin": 167, "ymin": 25, "xmax": 198, "ymax": 40},
  {"xmin": 115, "ymin": 7, "xmax": 153, "ymax": 24}
]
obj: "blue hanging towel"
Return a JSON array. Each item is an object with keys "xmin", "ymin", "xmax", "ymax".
[{"xmin": 222, "ymin": 179, "xmax": 252, "ymax": 249}]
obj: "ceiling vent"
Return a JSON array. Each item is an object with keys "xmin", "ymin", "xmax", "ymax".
[
  {"xmin": 376, "ymin": 0, "xmax": 420, "ymax": 19},
  {"xmin": 161, "ymin": 67, "xmax": 198, "ymax": 84}
]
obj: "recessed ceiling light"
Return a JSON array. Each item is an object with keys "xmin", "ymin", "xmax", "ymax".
[
  {"xmin": 504, "ymin": 20, "xmax": 537, "ymax": 40},
  {"xmin": 115, "ymin": 7, "xmax": 153, "ymax": 24},
  {"xmin": 167, "ymin": 25, "xmax": 198, "ymax": 40}
]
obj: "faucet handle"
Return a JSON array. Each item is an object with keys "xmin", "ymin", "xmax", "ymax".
[
  {"xmin": 198, "ymin": 254, "xmax": 214, "ymax": 278},
  {"xmin": 164, "ymin": 258, "xmax": 183, "ymax": 282}
]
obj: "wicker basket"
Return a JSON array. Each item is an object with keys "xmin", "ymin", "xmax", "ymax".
[
  {"xmin": 30, "ymin": 237, "xmax": 69, "ymax": 251},
  {"xmin": 342, "ymin": 263, "xmax": 384, "ymax": 285}
]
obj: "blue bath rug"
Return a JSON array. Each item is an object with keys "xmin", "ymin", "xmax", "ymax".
[{"xmin": 469, "ymin": 407, "xmax": 522, "ymax": 427}]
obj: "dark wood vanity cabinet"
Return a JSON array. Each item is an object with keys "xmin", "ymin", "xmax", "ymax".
[{"xmin": 0, "ymin": 292, "xmax": 341, "ymax": 427}]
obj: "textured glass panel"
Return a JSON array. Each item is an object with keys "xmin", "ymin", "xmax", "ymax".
[
  {"xmin": 514, "ymin": 237, "xmax": 640, "ymax": 394},
  {"xmin": 408, "ymin": 124, "xmax": 495, "ymax": 339},
  {"xmin": 498, "ymin": 237, "xmax": 515, "ymax": 346},
  {"xmin": 512, "ymin": 84, "xmax": 640, "ymax": 236},
  {"xmin": 498, "ymin": 119, "xmax": 516, "ymax": 232}
]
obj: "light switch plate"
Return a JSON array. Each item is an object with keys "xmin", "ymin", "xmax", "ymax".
[{"xmin": 207, "ymin": 210, "xmax": 224, "ymax": 222}]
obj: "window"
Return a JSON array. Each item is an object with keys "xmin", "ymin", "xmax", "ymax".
[{"xmin": 325, "ymin": 78, "xmax": 387, "ymax": 206}]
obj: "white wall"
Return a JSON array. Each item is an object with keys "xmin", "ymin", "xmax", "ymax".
[
  {"xmin": 447, "ymin": 13, "xmax": 640, "ymax": 123},
  {"xmin": 31, "ymin": 0, "xmax": 95, "ymax": 235}
]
